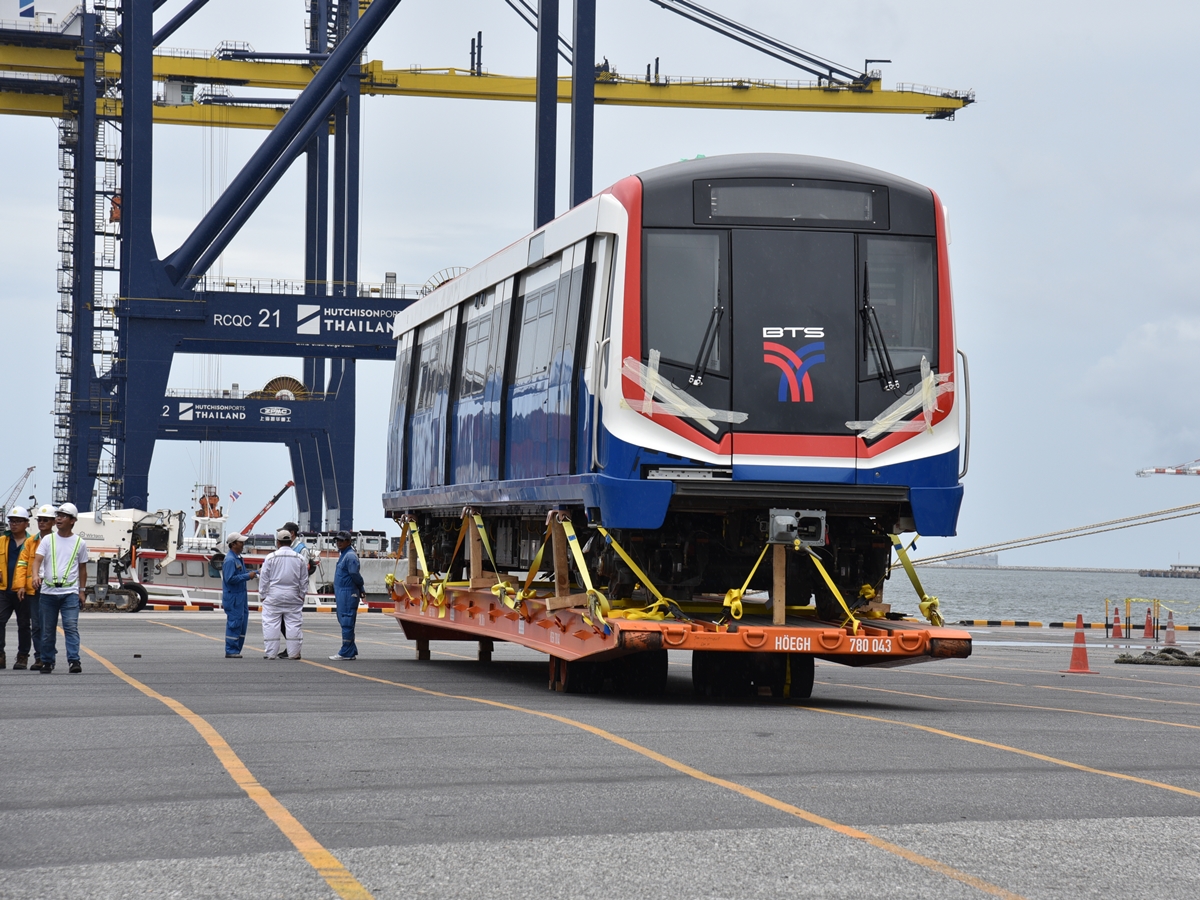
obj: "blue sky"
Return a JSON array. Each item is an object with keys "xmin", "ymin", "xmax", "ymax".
[{"xmin": 3, "ymin": 0, "xmax": 1199, "ymax": 566}]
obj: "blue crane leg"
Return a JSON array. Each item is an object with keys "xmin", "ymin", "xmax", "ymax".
[
  {"xmin": 569, "ymin": 0, "xmax": 595, "ymax": 208},
  {"xmin": 534, "ymin": 0, "xmax": 559, "ymax": 228}
]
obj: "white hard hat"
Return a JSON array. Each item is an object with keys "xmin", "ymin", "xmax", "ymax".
[
  {"xmin": 35, "ymin": 504, "xmax": 57, "ymax": 519},
  {"xmin": 56, "ymin": 502, "xmax": 79, "ymax": 518},
  {"xmin": 226, "ymin": 532, "xmax": 248, "ymax": 546},
  {"xmin": 7, "ymin": 506, "xmax": 30, "ymax": 520},
  {"xmin": 275, "ymin": 528, "xmax": 293, "ymax": 542}
]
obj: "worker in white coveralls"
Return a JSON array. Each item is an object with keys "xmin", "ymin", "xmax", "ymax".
[{"xmin": 258, "ymin": 528, "xmax": 308, "ymax": 660}]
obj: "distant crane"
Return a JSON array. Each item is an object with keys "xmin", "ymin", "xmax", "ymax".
[
  {"xmin": 1, "ymin": 466, "xmax": 35, "ymax": 515},
  {"xmin": 237, "ymin": 481, "xmax": 296, "ymax": 535},
  {"xmin": 1136, "ymin": 460, "xmax": 1200, "ymax": 477}
]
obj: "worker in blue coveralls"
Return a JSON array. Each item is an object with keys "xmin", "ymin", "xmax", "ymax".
[
  {"xmin": 222, "ymin": 532, "xmax": 256, "ymax": 658},
  {"xmin": 328, "ymin": 530, "xmax": 364, "ymax": 661}
]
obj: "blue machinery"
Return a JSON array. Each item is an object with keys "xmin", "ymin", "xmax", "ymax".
[{"xmin": 0, "ymin": 1, "xmax": 970, "ymax": 526}]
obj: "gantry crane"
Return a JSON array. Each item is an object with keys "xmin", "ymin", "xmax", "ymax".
[{"xmin": 0, "ymin": 0, "xmax": 973, "ymax": 522}]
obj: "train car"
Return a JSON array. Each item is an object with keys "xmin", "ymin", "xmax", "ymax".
[{"xmin": 382, "ymin": 153, "xmax": 970, "ymax": 696}]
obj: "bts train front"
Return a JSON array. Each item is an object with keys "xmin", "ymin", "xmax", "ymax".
[{"xmin": 383, "ymin": 153, "xmax": 970, "ymax": 690}]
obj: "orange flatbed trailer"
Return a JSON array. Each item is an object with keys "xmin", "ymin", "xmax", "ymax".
[
  {"xmin": 386, "ymin": 515, "xmax": 971, "ymax": 695},
  {"xmin": 387, "ymin": 584, "xmax": 972, "ymax": 693}
]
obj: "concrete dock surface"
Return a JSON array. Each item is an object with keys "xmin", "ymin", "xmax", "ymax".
[{"xmin": 2, "ymin": 614, "xmax": 1199, "ymax": 899}]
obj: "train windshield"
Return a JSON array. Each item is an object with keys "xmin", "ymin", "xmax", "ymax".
[
  {"xmin": 862, "ymin": 236, "xmax": 937, "ymax": 375},
  {"xmin": 643, "ymin": 231, "xmax": 722, "ymax": 373}
]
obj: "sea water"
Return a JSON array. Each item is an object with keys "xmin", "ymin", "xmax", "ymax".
[{"xmin": 892, "ymin": 567, "xmax": 1200, "ymax": 625}]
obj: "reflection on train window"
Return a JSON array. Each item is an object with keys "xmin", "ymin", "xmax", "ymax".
[
  {"xmin": 514, "ymin": 258, "xmax": 561, "ymax": 381},
  {"xmin": 460, "ymin": 289, "xmax": 494, "ymax": 398},
  {"xmin": 166, "ymin": 561, "xmax": 183, "ymax": 576},
  {"xmin": 413, "ymin": 319, "xmax": 447, "ymax": 410},
  {"xmin": 185, "ymin": 560, "xmax": 205, "ymax": 577},
  {"xmin": 644, "ymin": 231, "xmax": 722, "ymax": 372},
  {"xmin": 863, "ymin": 237, "xmax": 936, "ymax": 375}
]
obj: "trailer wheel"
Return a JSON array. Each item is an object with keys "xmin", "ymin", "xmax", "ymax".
[
  {"xmin": 692, "ymin": 650, "xmax": 716, "ymax": 697},
  {"xmin": 122, "ymin": 583, "xmax": 149, "ymax": 612},
  {"xmin": 788, "ymin": 654, "xmax": 815, "ymax": 699},
  {"xmin": 618, "ymin": 649, "xmax": 667, "ymax": 696},
  {"xmin": 562, "ymin": 659, "xmax": 603, "ymax": 695},
  {"xmin": 691, "ymin": 651, "xmax": 751, "ymax": 699}
]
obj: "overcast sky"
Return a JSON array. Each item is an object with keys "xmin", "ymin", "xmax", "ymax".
[{"xmin": 3, "ymin": 0, "xmax": 1199, "ymax": 567}]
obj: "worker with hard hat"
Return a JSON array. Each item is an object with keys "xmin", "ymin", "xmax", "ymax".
[
  {"xmin": 27, "ymin": 504, "xmax": 57, "ymax": 670},
  {"xmin": 221, "ymin": 532, "xmax": 257, "ymax": 658},
  {"xmin": 31, "ymin": 502, "xmax": 89, "ymax": 674},
  {"xmin": 258, "ymin": 528, "xmax": 308, "ymax": 660},
  {"xmin": 328, "ymin": 530, "xmax": 365, "ymax": 661},
  {"xmin": 0, "ymin": 506, "xmax": 40, "ymax": 670}
]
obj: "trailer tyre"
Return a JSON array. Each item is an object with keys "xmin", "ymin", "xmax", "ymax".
[
  {"xmin": 121, "ymin": 583, "xmax": 149, "ymax": 612},
  {"xmin": 563, "ymin": 660, "xmax": 604, "ymax": 695},
  {"xmin": 788, "ymin": 654, "xmax": 815, "ymax": 699},
  {"xmin": 618, "ymin": 649, "xmax": 667, "ymax": 696}
]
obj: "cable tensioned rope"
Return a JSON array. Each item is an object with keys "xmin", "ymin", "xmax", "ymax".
[{"xmin": 905, "ymin": 502, "xmax": 1200, "ymax": 567}]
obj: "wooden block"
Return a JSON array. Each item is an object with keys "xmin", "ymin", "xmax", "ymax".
[
  {"xmin": 772, "ymin": 544, "xmax": 787, "ymax": 626},
  {"xmin": 545, "ymin": 592, "xmax": 590, "ymax": 612}
]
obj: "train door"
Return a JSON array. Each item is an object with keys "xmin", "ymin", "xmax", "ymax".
[
  {"xmin": 730, "ymin": 230, "xmax": 857, "ymax": 444},
  {"xmin": 385, "ymin": 329, "xmax": 414, "ymax": 495},
  {"xmin": 640, "ymin": 230, "xmax": 733, "ymax": 454},
  {"xmin": 505, "ymin": 258, "xmax": 561, "ymax": 479},
  {"xmin": 451, "ymin": 286, "xmax": 498, "ymax": 484}
]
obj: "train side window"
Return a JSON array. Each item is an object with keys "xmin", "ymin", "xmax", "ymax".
[
  {"xmin": 459, "ymin": 288, "xmax": 494, "ymax": 398},
  {"xmin": 487, "ymin": 277, "xmax": 514, "ymax": 389},
  {"xmin": 185, "ymin": 560, "xmax": 205, "ymax": 577},
  {"xmin": 166, "ymin": 561, "xmax": 183, "ymax": 576},
  {"xmin": 414, "ymin": 318, "xmax": 448, "ymax": 411},
  {"xmin": 643, "ymin": 230, "xmax": 724, "ymax": 373},
  {"xmin": 385, "ymin": 330, "xmax": 415, "ymax": 493},
  {"xmin": 861, "ymin": 236, "xmax": 937, "ymax": 375},
  {"xmin": 514, "ymin": 257, "xmax": 562, "ymax": 381}
]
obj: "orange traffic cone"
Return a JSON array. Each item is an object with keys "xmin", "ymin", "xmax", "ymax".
[
  {"xmin": 1142, "ymin": 608, "xmax": 1155, "ymax": 640},
  {"xmin": 1062, "ymin": 613, "xmax": 1097, "ymax": 674},
  {"xmin": 1112, "ymin": 607, "xmax": 1123, "ymax": 639},
  {"xmin": 1165, "ymin": 610, "xmax": 1177, "ymax": 646}
]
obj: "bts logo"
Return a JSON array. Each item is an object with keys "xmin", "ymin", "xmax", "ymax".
[{"xmin": 763, "ymin": 341, "xmax": 825, "ymax": 402}]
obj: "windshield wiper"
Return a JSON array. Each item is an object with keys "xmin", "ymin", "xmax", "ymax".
[
  {"xmin": 860, "ymin": 263, "xmax": 900, "ymax": 392},
  {"xmin": 688, "ymin": 299, "xmax": 724, "ymax": 386}
]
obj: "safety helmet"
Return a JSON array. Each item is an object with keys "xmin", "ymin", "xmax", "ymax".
[
  {"xmin": 35, "ymin": 504, "xmax": 57, "ymax": 519},
  {"xmin": 56, "ymin": 502, "xmax": 79, "ymax": 519},
  {"xmin": 7, "ymin": 506, "xmax": 30, "ymax": 520}
]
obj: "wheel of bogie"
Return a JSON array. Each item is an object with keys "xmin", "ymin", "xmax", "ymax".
[
  {"xmin": 788, "ymin": 654, "xmax": 815, "ymax": 699},
  {"xmin": 618, "ymin": 649, "xmax": 668, "ymax": 696},
  {"xmin": 122, "ymin": 582, "xmax": 149, "ymax": 612}
]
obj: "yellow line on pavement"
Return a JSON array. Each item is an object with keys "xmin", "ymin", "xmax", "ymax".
[
  {"xmin": 803, "ymin": 706, "xmax": 1200, "ymax": 800},
  {"xmin": 817, "ymin": 681, "xmax": 1200, "ymax": 730},
  {"xmin": 917, "ymin": 671, "xmax": 1200, "ymax": 708},
  {"xmin": 80, "ymin": 644, "xmax": 373, "ymax": 900},
  {"xmin": 149, "ymin": 619, "xmax": 1022, "ymax": 898}
]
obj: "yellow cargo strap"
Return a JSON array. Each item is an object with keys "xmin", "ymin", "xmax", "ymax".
[
  {"xmin": 593, "ymin": 526, "xmax": 688, "ymax": 622},
  {"xmin": 888, "ymin": 533, "xmax": 943, "ymax": 626},
  {"xmin": 721, "ymin": 543, "xmax": 771, "ymax": 621},
  {"xmin": 558, "ymin": 517, "xmax": 611, "ymax": 633},
  {"xmin": 803, "ymin": 548, "xmax": 861, "ymax": 634},
  {"xmin": 518, "ymin": 520, "xmax": 554, "ymax": 607},
  {"xmin": 384, "ymin": 519, "xmax": 412, "ymax": 594}
]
